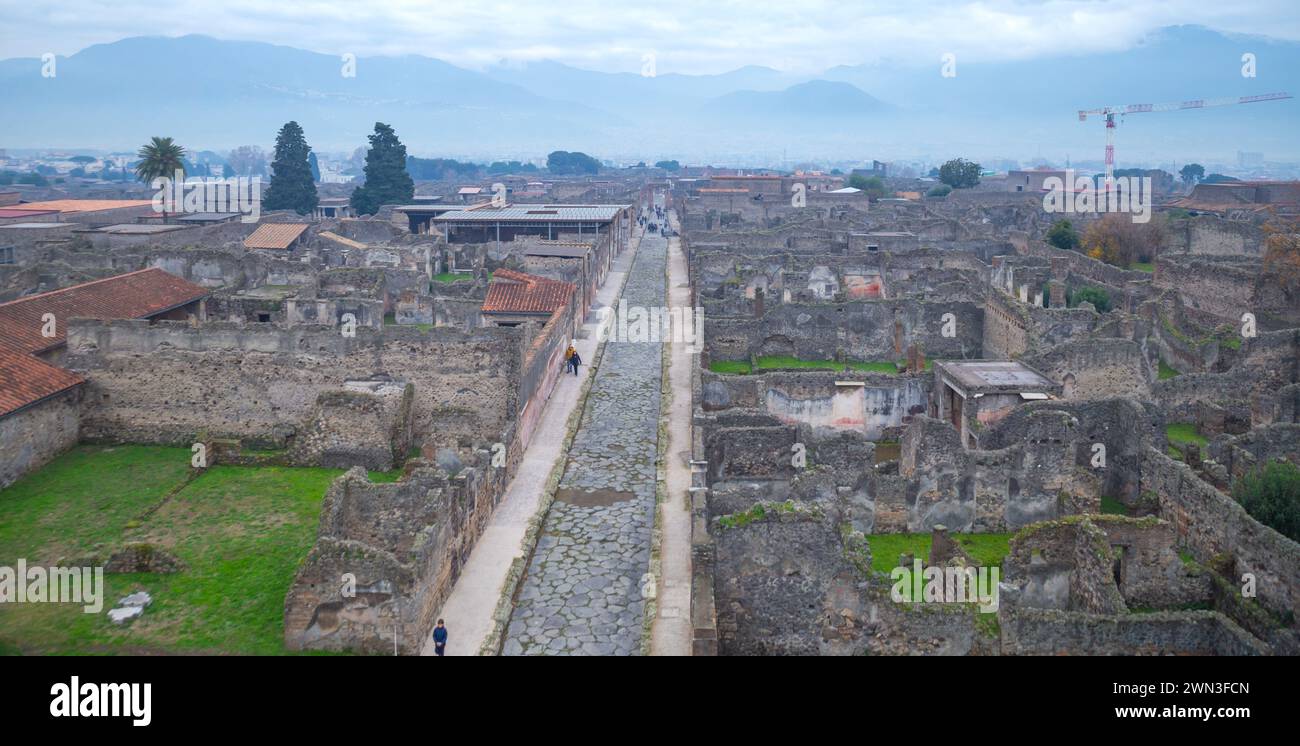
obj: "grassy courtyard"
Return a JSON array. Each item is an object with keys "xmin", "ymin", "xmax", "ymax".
[
  {"xmin": 709, "ymin": 355, "xmax": 926, "ymax": 375},
  {"xmin": 1166, "ymin": 423, "xmax": 1208, "ymax": 448},
  {"xmin": 865, "ymin": 532, "xmax": 1010, "ymax": 575},
  {"xmin": 0, "ymin": 444, "xmax": 396, "ymax": 655}
]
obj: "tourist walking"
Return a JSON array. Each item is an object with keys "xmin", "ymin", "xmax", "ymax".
[
  {"xmin": 432, "ymin": 619, "xmax": 448, "ymax": 656},
  {"xmin": 569, "ymin": 350, "xmax": 582, "ymax": 376}
]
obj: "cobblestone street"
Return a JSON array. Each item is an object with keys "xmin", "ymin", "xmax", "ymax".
[{"xmin": 502, "ymin": 232, "xmax": 667, "ymax": 656}]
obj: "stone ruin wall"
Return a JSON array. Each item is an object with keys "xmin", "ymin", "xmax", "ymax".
[
  {"xmin": 283, "ymin": 457, "xmax": 510, "ymax": 654},
  {"xmin": 64, "ymin": 318, "xmax": 522, "ymax": 452},
  {"xmin": 1141, "ymin": 446, "xmax": 1300, "ymax": 626}
]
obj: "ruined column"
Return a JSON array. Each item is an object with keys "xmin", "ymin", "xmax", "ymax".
[{"xmin": 1049, "ymin": 280, "xmax": 1066, "ymax": 309}]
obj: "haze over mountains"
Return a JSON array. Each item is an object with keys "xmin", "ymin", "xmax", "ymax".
[{"xmin": 1, "ymin": 25, "xmax": 1297, "ymax": 166}]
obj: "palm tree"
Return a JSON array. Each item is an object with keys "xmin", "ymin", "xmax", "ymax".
[{"xmin": 135, "ymin": 136, "xmax": 187, "ymax": 218}]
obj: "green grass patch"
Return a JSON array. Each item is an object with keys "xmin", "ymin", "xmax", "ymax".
[
  {"xmin": 1130, "ymin": 262, "xmax": 1154, "ymax": 273},
  {"xmin": 0, "ymin": 444, "xmax": 403, "ymax": 655},
  {"xmin": 1157, "ymin": 359, "xmax": 1181, "ymax": 380},
  {"xmin": 754, "ymin": 356, "xmax": 899, "ymax": 373},
  {"xmin": 716, "ymin": 500, "xmax": 797, "ymax": 530},
  {"xmin": 432, "ymin": 272, "xmax": 471, "ymax": 283},
  {"xmin": 865, "ymin": 532, "xmax": 1010, "ymax": 575},
  {"xmin": 708, "ymin": 359, "xmax": 752, "ymax": 375},
  {"xmin": 1166, "ymin": 423, "xmax": 1207, "ymax": 448},
  {"xmin": 1099, "ymin": 495, "xmax": 1129, "ymax": 515}
]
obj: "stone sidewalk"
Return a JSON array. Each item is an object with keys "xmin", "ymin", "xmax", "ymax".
[
  {"xmin": 650, "ymin": 208, "xmax": 694, "ymax": 655},
  {"xmin": 501, "ymin": 232, "xmax": 668, "ymax": 656}
]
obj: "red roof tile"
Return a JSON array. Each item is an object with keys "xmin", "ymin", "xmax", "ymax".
[
  {"xmin": 482, "ymin": 269, "xmax": 574, "ymax": 315},
  {"xmin": 243, "ymin": 223, "xmax": 308, "ymax": 250},
  {"xmin": 0, "ymin": 268, "xmax": 208, "ymax": 354},
  {"xmin": 0, "ymin": 208, "xmax": 59, "ymax": 219},
  {"xmin": 0, "ymin": 345, "xmax": 84, "ymax": 419}
]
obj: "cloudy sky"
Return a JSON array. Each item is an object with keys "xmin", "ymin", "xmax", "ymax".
[{"xmin": 2, "ymin": 0, "xmax": 1299, "ymax": 73}]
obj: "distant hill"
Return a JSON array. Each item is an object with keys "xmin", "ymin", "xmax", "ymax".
[
  {"xmin": 1, "ymin": 26, "xmax": 1296, "ymax": 164},
  {"xmin": 704, "ymin": 80, "xmax": 890, "ymax": 118}
]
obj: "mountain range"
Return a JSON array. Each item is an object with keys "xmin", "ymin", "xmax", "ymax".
[{"xmin": 1, "ymin": 25, "xmax": 1297, "ymax": 167}]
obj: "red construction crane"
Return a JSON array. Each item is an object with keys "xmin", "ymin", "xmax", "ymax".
[{"xmin": 1078, "ymin": 92, "xmax": 1292, "ymax": 186}]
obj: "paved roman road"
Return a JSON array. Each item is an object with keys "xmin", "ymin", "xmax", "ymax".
[{"xmin": 501, "ymin": 231, "xmax": 668, "ymax": 656}]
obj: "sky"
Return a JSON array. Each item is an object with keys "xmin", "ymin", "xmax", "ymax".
[{"xmin": 2, "ymin": 0, "xmax": 1299, "ymax": 74}]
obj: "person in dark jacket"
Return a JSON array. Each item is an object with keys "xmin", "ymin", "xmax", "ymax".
[
  {"xmin": 432, "ymin": 619, "xmax": 448, "ymax": 656},
  {"xmin": 569, "ymin": 351, "xmax": 582, "ymax": 376}
]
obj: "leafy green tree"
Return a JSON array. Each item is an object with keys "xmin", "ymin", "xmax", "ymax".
[
  {"xmin": 1232, "ymin": 460, "xmax": 1300, "ymax": 542},
  {"xmin": 938, "ymin": 158, "xmax": 981, "ymax": 189},
  {"xmin": 847, "ymin": 174, "xmax": 886, "ymax": 198},
  {"xmin": 1046, "ymin": 219, "xmax": 1081, "ymax": 251},
  {"xmin": 1179, "ymin": 163, "xmax": 1204, "ymax": 187},
  {"xmin": 263, "ymin": 121, "xmax": 319, "ymax": 215},
  {"xmin": 655, "ymin": 160, "xmax": 681, "ymax": 171},
  {"xmin": 926, "ymin": 184, "xmax": 952, "ymax": 197},
  {"xmin": 546, "ymin": 150, "xmax": 600, "ymax": 175},
  {"xmin": 309, "ymin": 151, "xmax": 321, "ymax": 183},
  {"xmin": 350, "ymin": 122, "xmax": 415, "ymax": 215}
]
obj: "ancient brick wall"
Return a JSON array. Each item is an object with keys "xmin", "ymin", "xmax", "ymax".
[
  {"xmin": 705, "ymin": 298, "xmax": 984, "ymax": 363},
  {"xmin": 65, "ymin": 318, "xmax": 521, "ymax": 448},
  {"xmin": 1142, "ymin": 447, "xmax": 1300, "ymax": 625},
  {"xmin": 1026, "ymin": 337, "xmax": 1150, "ymax": 400},
  {"xmin": 1171, "ymin": 215, "xmax": 1264, "ymax": 258},
  {"xmin": 712, "ymin": 509, "xmax": 871, "ymax": 655},
  {"xmin": 700, "ymin": 370, "xmax": 929, "ymax": 441},
  {"xmin": 999, "ymin": 607, "xmax": 1268, "ymax": 655},
  {"xmin": 289, "ymin": 383, "xmax": 415, "ymax": 471},
  {"xmin": 0, "ymin": 388, "xmax": 81, "ymax": 489},
  {"xmin": 283, "ymin": 458, "xmax": 508, "ymax": 654}
]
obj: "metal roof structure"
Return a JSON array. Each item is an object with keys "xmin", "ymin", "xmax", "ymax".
[
  {"xmin": 935, "ymin": 360, "xmax": 1059, "ymax": 393},
  {"xmin": 432, "ymin": 204, "xmax": 630, "ymax": 224}
]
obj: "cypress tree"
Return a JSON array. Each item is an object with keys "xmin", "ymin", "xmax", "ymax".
[
  {"xmin": 350, "ymin": 122, "xmax": 414, "ymax": 215},
  {"xmin": 263, "ymin": 121, "xmax": 319, "ymax": 215}
]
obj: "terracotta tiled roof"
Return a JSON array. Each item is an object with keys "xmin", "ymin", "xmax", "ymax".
[
  {"xmin": 0, "ymin": 268, "xmax": 208, "ymax": 354},
  {"xmin": 0, "ymin": 208, "xmax": 59, "ymax": 218},
  {"xmin": 12, "ymin": 199, "xmax": 154, "ymax": 213},
  {"xmin": 243, "ymin": 223, "xmax": 309, "ymax": 250},
  {"xmin": 482, "ymin": 269, "xmax": 574, "ymax": 315},
  {"xmin": 0, "ymin": 345, "xmax": 84, "ymax": 419}
]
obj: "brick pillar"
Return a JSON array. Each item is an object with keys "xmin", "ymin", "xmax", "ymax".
[
  {"xmin": 1050, "ymin": 256, "xmax": 1067, "ymax": 280},
  {"xmin": 1049, "ymin": 280, "xmax": 1066, "ymax": 309}
]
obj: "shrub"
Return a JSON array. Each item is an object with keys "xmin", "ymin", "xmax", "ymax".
[
  {"xmin": 926, "ymin": 184, "xmax": 952, "ymax": 198},
  {"xmin": 1232, "ymin": 460, "xmax": 1300, "ymax": 542},
  {"xmin": 1046, "ymin": 219, "xmax": 1081, "ymax": 251},
  {"xmin": 1069, "ymin": 286, "xmax": 1112, "ymax": 313}
]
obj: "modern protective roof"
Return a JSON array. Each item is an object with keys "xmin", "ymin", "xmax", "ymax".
[
  {"xmin": 243, "ymin": 223, "xmax": 309, "ymax": 250},
  {"xmin": 482, "ymin": 269, "xmax": 574, "ymax": 315},
  {"xmin": 0, "ymin": 267, "xmax": 208, "ymax": 354},
  {"xmin": 9, "ymin": 199, "xmax": 154, "ymax": 213},
  {"xmin": 936, "ymin": 360, "xmax": 1058, "ymax": 393},
  {"xmin": 433, "ymin": 204, "xmax": 629, "ymax": 223}
]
